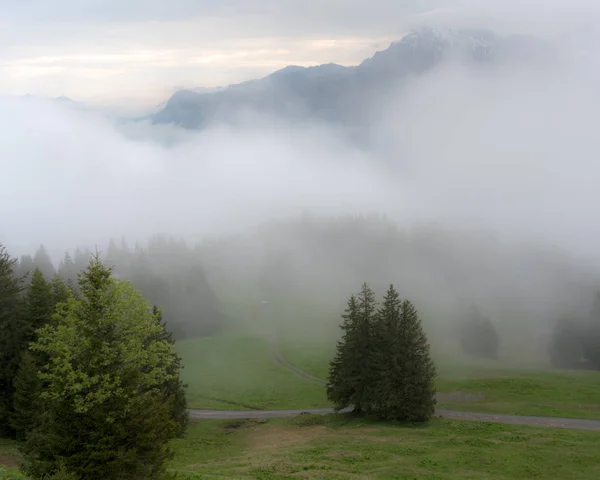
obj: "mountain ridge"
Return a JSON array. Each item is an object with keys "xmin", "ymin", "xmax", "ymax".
[{"xmin": 152, "ymin": 26, "xmax": 552, "ymax": 130}]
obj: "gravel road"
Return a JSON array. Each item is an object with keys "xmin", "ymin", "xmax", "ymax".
[{"xmin": 187, "ymin": 407, "xmax": 600, "ymax": 430}]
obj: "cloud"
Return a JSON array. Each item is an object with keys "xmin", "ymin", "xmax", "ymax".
[{"xmin": 3, "ymin": 24, "xmax": 600, "ymax": 273}]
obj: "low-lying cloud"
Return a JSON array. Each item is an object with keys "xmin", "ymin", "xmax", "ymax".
[{"xmin": 2, "ymin": 19, "xmax": 600, "ymax": 273}]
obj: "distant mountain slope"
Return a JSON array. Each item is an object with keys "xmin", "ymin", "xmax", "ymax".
[{"xmin": 152, "ymin": 27, "xmax": 551, "ymax": 130}]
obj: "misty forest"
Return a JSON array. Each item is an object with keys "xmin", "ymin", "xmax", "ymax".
[{"xmin": 4, "ymin": 9, "xmax": 600, "ymax": 480}]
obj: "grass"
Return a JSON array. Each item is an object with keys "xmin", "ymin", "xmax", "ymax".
[
  {"xmin": 0, "ymin": 438, "xmax": 26, "ymax": 480},
  {"xmin": 274, "ymin": 335, "xmax": 600, "ymax": 420},
  {"xmin": 6, "ymin": 416, "xmax": 600, "ymax": 479},
  {"xmin": 167, "ymin": 415, "xmax": 600, "ymax": 479},
  {"xmin": 177, "ymin": 334, "xmax": 329, "ymax": 410},
  {"xmin": 178, "ymin": 331, "xmax": 600, "ymax": 420},
  {"xmin": 436, "ymin": 366, "xmax": 600, "ymax": 420}
]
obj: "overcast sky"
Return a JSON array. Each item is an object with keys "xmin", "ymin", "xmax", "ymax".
[{"xmin": 0, "ymin": 0, "xmax": 598, "ymax": 109}]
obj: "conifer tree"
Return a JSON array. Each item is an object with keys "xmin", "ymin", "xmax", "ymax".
[
  {"xmin": 0, "ymin": 244, "xmax": 24, "ymax": 436},
  {"xmin": 15, "ymin": 255, "xmax": 35, "ymax": 286},
  {"xmin": 151, "ymin": 305, "xmax": 188, "ymax": 437},
  {"xmin": 33, "ymin": 245, "xmax": 56, "ymax": 280},
  {"xmin": 50, "ymin": 275, "xmax": 71, "ymax": 306},
  {"xmin": 22, "ymin": 269, "xmax": 55, "ymax": 345},
  {"xmin": 22, "ymin": 254, "xmax": 187, "ymax": 479},
  {"xmin": 370, "ymin": 284, "xmax": 403, "ymax": 417},
  {"xmin": 352, "ymin": 283, "xmax": 377, "ymax": 413},
  {"xmin": 327, "ymin": 283, "xmax": 377, "ymax": 414},
  {"xmin": 393, "ymin": 299, "xmax": 437, "ymax": 422},
  {"xmin": 58, "ymin": 252, "xmax": 78, "ymax": 289},
  {"xmin": 327, "ymin": 294, "xmax": 360, "ymax": 411},
  {"xmin": 9, "ymin": 351, "xmax": 41, "ymax": 441}
]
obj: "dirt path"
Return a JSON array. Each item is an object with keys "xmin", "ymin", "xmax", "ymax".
[
  {"xmin": 187, "ymin": 407, "xmax": 600, "ymax": 430},
  {"xmin": 268, "ymin": 333, "xmax": 327, "ymax": 386}
]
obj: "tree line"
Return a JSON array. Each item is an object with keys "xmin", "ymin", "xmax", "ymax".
[
  {"xmin": 14, "ymin": 236, "xmax": 224, "ymax": 339},
  {"xmin": 0, "ymin": 244, "xmax": 187, "ymax": 479}
]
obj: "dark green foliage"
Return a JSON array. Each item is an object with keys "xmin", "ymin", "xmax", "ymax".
[
  {"xmin": 353, "ymin": 283, "xmax": 377, "ymax": 414},
  {"xmin": 392, "ymin": 299, "xmax": 437, "ymax": 421},
  {"xmin": 327, "ymin": 284, "xmax": 377, "ymax": 414},
  {"xmin": 369, "ymin": 285, "xmax": 402, "ymax": 415},
  {"xmin": 327, "ymin": 294, "xmax": 360, "ymax": 412},
  {"xmin": 21, "ymin": 256, "xmax": 187, "ymax": 480},
  {"xmin": 328, "ymin": 283, "xmax": 437, "ymax": 422},
  {"xmin": 459, "ymin": 305, "xmax": 499, "ymax": 360},
  {"xmin": 9, "ymin": 351, "xmax": 42, "ymax": 441},
  {"xmin": 0, "ymin": 244, "xmax": 24, "ymax": 436},
  {"xmin": 50, "ymin": 274, "xmax": 71, "ymax": 306},
  {"xmin": 151, "ymin": 306, "xmax": 189, "ymax": 438},
  {"xmin": 22, "ymin": 269, "xmax": 54, "ymax": 345}
]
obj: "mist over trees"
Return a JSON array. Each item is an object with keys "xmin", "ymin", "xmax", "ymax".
[
  {"xmin": 459, "ymin": 305, "xmax": 499, "ymax": 360},
  {"xmin": 7, "ymin": 213, "xmax": 600, "ymax": 367}
]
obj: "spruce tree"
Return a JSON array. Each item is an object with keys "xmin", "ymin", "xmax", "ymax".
[
  {"xmin": 22, "ymin": 255, "xmax": 187, "ymax": 479},
  {"xmin": 58, "ymin": 252, "xmax": 78, "ymax": 288},
  {"xmin": 50, "ymin": 275, "xmax": 71, "ymax": 306},
  {"xmin": 327, "ymin": 283, "xmax": 377, "ymax": 414},
  {"xmin": 33, "ymin": 245, "xmax": 56, "ymax": 280},
  {"xmin": 393, "ymin": 300, "xmax": 437, "ymax": 422},
  {"xmin": 15, "ymin": 255, "xmax": 35, "ymax": 286},
  {"xmin": 9, "ymin": 351, "xmax": 42, "ymax": 441},
  {"xmin": 22, "ymin": 269, "xmax": 55, "ymax": 345},
  {"xmin": 352, "ymin": 283, "xmax": 377, "ymax": 413},
  {"xmin": 327, "ymin": 294, "xmax": 360, "ymax": 411},
  {"xmin": 370, "ymin": 284, "xmax": 403, "ymax": 418},
  {"xmin": 0, "ymin": 244, "xmax": 24, "ymax": 437},
  {"xmin": 151, "ymin": 305, "xmax": 188, "ymax": 437}
]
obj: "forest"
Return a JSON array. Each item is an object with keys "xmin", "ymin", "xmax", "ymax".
[{"xmin": 3, "ymin": 215, "xmax": 600, "ymax": 478}]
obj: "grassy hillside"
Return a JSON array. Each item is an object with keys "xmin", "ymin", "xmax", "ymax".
[
  {"xmin": 177, "ymin": 334, "xmax": 329, "ymax": 410},
  {"xmin": 178, "ymin": 332, "xmax": 600, "ymax": 421}
]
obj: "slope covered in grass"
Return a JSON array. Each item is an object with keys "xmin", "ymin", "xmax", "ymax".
[{"xmin": 177, "ymin": 334, "xmax": 329, "ymax": 410}]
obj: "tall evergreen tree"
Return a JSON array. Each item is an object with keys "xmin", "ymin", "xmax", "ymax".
[
  {"xmin": 33, "ymin": 245, "xmax": 56, "ymax": 280},
  {"xmin": 9, "ymin": 269, "xmax": 61, "ymax": 440},
  {"xmin": 50, "ymin": 275, "xmax": 71, "ymax": 306},
  {"xmin": 15, "ymin": 255, "xmax": 35, "ymax": 286},
  {"xmin": 0, "ymin": 244, "xmax": 24, "ymax": 436},
  {"xmin": 369, "ymin": 285, "xmax": 403, "ymax": 417},
  {"xmin": 9, "ymin": 351, "xmax": 42, "ymax": 441},
  {"xmin": 22, "ymin": 255, "xmax": 187, "ymax": 479},
  {"xmin": 327, "ymin": 283, "xmax": 377, "ymax": 414},
  {"xmin": 327, "ymin": 294, "xmax": 360, "ymax": 412},
  {"xmin": 392, "ymin": 299, "xmax": 437, "ymax": 422},
  {"xmin": 151, "ymin": 306, "xmax": 188, "ymax": 437},
  {"xmin": 22, "ymin": 269, "xmax": 55, "ymax": 346},
  {"xmin": 58, "ymin": 252, "xmax": 78, "ymax": 289},
  {"xmin": 352, "ymin": 283, "xmax": 377, "ymax": 413}
]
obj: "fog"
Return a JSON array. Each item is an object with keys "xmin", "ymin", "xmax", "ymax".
[{"xmin": 3, "ymin": 2, "xmax": 600, "ymax": 360}]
